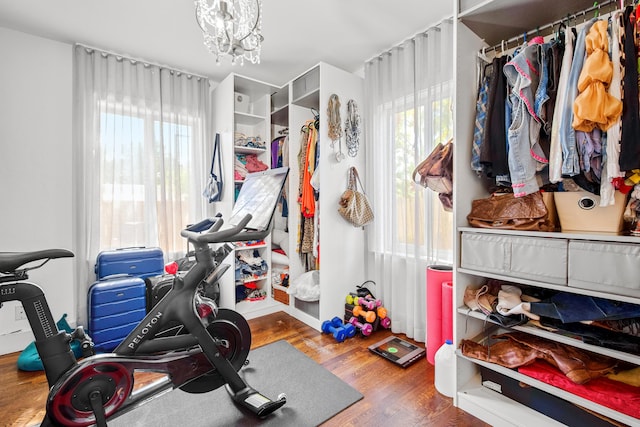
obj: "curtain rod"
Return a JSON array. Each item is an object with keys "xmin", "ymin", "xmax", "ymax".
[
  {"xmin": 483, "ymin": 0, "xmax": 619, "ymax": 54},
  {"xmin": 365, "ymin": 16, "xmax": 454, "ymax": 64},
  {"xmin": 75, "ymin": 43, "xmax": 211, "ymax": 81}
]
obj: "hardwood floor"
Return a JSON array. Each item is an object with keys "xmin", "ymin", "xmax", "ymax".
[{"xmin": 0, "ymin": 311, "xmax": 489, "ymax": 426}]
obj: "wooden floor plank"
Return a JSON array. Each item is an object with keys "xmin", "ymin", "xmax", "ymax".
[{"xmin": 0, "ymin": 311, "xmax": 488, "ymax": 426}]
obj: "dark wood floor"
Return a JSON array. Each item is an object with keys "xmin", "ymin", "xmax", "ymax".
[{"xmin": 0, "ymin": 311, "xmax": 488, "ymax": 426}]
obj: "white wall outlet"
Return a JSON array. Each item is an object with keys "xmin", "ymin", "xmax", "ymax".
[{"xmin": 15, "ymin": 306, "xmax": 26, "ymax": 321}]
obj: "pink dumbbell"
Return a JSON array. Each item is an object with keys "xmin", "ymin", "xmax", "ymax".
[
  {"xmin": 362, "ymin": 296, "xmax": 383, "ymax": 308},
  {"xmin": 358, "ymin": 297, "xmax": 383, "ymax": 310},
  {"xmin": 379, "ymin": 317, "xmax": 391, "ymax": 329},
  {"xmin": 348, "ymin": 316, "xmax": 373, "ymax": 336}
]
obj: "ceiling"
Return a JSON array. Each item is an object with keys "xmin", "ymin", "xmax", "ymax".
[{"xmin": 0, "ymin": 0, "xmax": 453, "ymax": 87}]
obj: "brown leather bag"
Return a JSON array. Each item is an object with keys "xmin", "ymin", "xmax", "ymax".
[
  {"xmin": 467, "ymin": 191, "xmax": 555, "ymax": 231},
  {"xmin": 412, "ymin": 140, "xmax": 453, "ymax": 194}
]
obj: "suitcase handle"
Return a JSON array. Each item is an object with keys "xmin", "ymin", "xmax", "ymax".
[{"xmin": 99, "ymin": 273, "xmax": 132, "ymax": 281}]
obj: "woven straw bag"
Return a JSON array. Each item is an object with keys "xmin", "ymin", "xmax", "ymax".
[{"xmin": 338, "ymin": 167, "xmax": 374, "ymax": 227}]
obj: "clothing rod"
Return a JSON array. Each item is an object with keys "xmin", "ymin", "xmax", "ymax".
[
  {"xmin": 483, "ymin": 0, "xmax": 618, "ymax": 53},
  {"xmin": 75, "ymin": 43, "xmax": 210, "ymax": 81}
]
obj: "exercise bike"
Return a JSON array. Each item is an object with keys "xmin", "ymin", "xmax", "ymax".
[{"xmin": 0, "ymin": 168, "xmax": 290, "ymax": 426}]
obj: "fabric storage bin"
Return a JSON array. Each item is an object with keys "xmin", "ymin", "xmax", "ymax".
[
  {"xmin": 461, "ymin": 232, "xmax": 567, "ymax": 285},
  {"xmin": 554, "ymin": 191, "xmax": 626, "ymax": 233},
  {"xmin": 568, "ymin": 240, "xmax": 640, "ymax": 298}
]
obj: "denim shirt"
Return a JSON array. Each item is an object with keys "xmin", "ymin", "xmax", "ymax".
[
  {"xmin": 503, "ymin": 42, "xmax": 545, "ymax": 197},
  {"xmin": 559, "ymin": 19, "xmax": 596, "ymax": 177}
]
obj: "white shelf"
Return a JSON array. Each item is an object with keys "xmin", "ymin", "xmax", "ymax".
[
  {"xmin": 237, "ymin": 275, "xmax": 268, "ymax": 284},
  {"xmin": 458, "ymin": 308, "xmax": 640, "ymax": 365},
  {"xmin": 457, "ymin": 0, "xmax": 599, "ymax": 46},
  {"xmin": 235, "ymin": 298, "xmax": 283, "ymax": 320},
  {"xmin": 235, "ymin": 243, "xmax": 267, "ymax": 250},
  {"xmin": 234, "ymin": 111, "xmax": 266, "ymax": 126},
  {"xmin": 457, "ymin": 384, "xmax": 565, "ymax": 427},
  {"xmin": 459, "ymin": 354, "xmax": 639, "ymax": 426},
  {"xmin": 291, "ymin": 89, "xmax": 319, "ymax": 109},
  {"xmin": 234, "ymin": 146, "xmax": 267, "ymax": 155},
  {"xmin": 458, "ymin": 267, "xmax": 640, "ymax": 305},
  {"xmin": 271, "ymin": 104, "xmax": 289, "ymax": 127}
]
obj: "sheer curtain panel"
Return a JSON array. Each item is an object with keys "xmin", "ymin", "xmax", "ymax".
[
  {"xmin": 364, "ymin": 21, "xmax": 454, "ymax": 342},
  {"xmin": 72, "ymin": 46, "xmax": 210, "ymax": 324}
]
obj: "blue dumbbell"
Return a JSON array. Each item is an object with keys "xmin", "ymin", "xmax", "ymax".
[
  {"xmin": 330, "ymin": 317, "xmax": 356, "ymax": 338},
  {"xmin": 321, "ymin": 318, "xmax": 347, "ymax": 342}
]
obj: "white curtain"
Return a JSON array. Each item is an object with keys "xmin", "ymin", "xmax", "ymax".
[
  {"xmin": 72, "ymin": 45, "xmax": 210, "ymax": 324},
  {"xmin": 364, "ymin": 21, "xmax": 454, "ymax": 342}
]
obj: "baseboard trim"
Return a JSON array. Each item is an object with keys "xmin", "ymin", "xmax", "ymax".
[{"xmin": 0, "ymin": 329, "xmax": 34, "ymax": 356}]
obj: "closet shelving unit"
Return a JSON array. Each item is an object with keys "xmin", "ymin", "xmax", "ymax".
[
  {"xmin": 285, "ymin": 62, "xmax": 366, "ymax": 330},
  {"xmin": 211, "ymin": 65, "xmax": 366, "ymax": 327},
  {"xmin": 211, "ymin": 73, "xmax": 283, "ymax": 319},
  {"xmin": 453, "ymin": 1, "xmax": 640, "ymax": 426}
]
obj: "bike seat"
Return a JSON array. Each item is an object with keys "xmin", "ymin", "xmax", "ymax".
[{"xmin": 0, "ymin": 249, "xmax": 74, "ymax": 273}]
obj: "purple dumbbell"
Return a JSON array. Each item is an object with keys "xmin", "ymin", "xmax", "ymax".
[{"xmin": 348, "ymin": 316, "xmax": 373, "ymax": 336}]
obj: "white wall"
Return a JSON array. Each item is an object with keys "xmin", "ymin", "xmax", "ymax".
[{"xmin": 0, "ymin": 27, "xmax": 75, "ymax": 354}]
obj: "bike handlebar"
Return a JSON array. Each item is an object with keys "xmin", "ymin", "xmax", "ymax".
[{"xmin": 180, "ymin": 214, "xmax": 272, "ymax": 245}]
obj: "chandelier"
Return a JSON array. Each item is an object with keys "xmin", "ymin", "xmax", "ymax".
[{"xmin": 195, "ymin": 0, "xmax": 263, "ymax": 66}]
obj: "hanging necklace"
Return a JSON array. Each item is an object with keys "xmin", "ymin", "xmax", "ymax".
[
  {"xmin": 345, "ymin": 99, "xmax": 361, "ymax": 157},
  {"xmin": 327, "ymin": 93, "xmax": 342, "ymax": 147}
]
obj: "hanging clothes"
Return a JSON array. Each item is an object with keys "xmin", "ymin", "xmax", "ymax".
[
  {"xmin": 601, "ymin": 10, "xmax": 625, "ymax": 207},
  {"xmin": 572, "ymin": 20, "xmax": 622, "ymax": 132},
  {"xmin": 480, "ymin": 55, "xmax": 510, "ymax": 178},
  {"xmin": 471, "ymin": 66, "xmax": 490, "ymax": 174},
  {"xmin": 559, "ymin": 19, "xmax": 596, "ymax": 177},
  {"xmin": 301, "ymin": 122, "xmax": 317, "ymax": 218},
  {"xmin": 620, "ymin": 6, "xmax": 640, "ymax": 171},
  {"xmin": 549, "ymin": 27, "xmax": 576, "ymax": 183},
  {"xmin": 297, "ymin": 121, "xmax": 319, "ymax": 271},
  {"xmin": 503, "ymin": 39, "xmax": 546, "ymax": 197},
  {"xmin": 271, "ymin": 134, "xmax": 289, "ymax": 218},
  {"xmin": 471, "ymin": 5, "xmax": 640, "ymax": 209}
]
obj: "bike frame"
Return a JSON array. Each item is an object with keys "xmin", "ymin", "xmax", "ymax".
[{"xmin": 0, "ymin": 214, "xmax": 284, "ymax": 426}]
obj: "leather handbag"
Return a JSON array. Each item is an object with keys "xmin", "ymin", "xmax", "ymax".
[
  {"xmin": 467, "ymin": 191, "xmax": 555, "ymax": 231},
  {"xmin": 412, "ymin": 139, "xmax": 453, "ymax": 194},
  {"xmin": 338, "ymin": 166, "xmax": 374, "ymax": 227}
]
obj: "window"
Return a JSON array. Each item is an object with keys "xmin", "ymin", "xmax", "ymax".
[
  {"xmin": 388, "ymin": 86, "xmax": 453, "ymax": 263},
  {"xmin": 98, "ymin": 107, "xmax": 202, "ymax": 255}
]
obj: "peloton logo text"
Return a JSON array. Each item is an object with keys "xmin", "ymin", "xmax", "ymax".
[{"xmin": 128, "ymin": 312, "xmax": 163, "ymax": 349}]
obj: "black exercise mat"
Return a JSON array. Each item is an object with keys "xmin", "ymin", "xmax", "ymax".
[{"xmin": 110, "ymin": 340, "xmax": 363, "ymax": 426}]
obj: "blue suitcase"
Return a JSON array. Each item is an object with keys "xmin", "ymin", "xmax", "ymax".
[
  {"xmin": 88, "ymin": 275, "xmax": 147, "ymax": 352},
  {"xmin": 95, "ymin": 247, "xmax": 164, "ymax": 280}
]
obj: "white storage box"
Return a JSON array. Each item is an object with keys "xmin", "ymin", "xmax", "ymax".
[
  {"xmin": 568, "ymin": 240, "xmax": 640, "ymax": 298},
  {"xmin": 554, "ymin": 191, "xmax": 626, "ymax": 233},
  {"xmin": 461, "ymin": 232, "xmax": 567, "ymax": 285}
]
